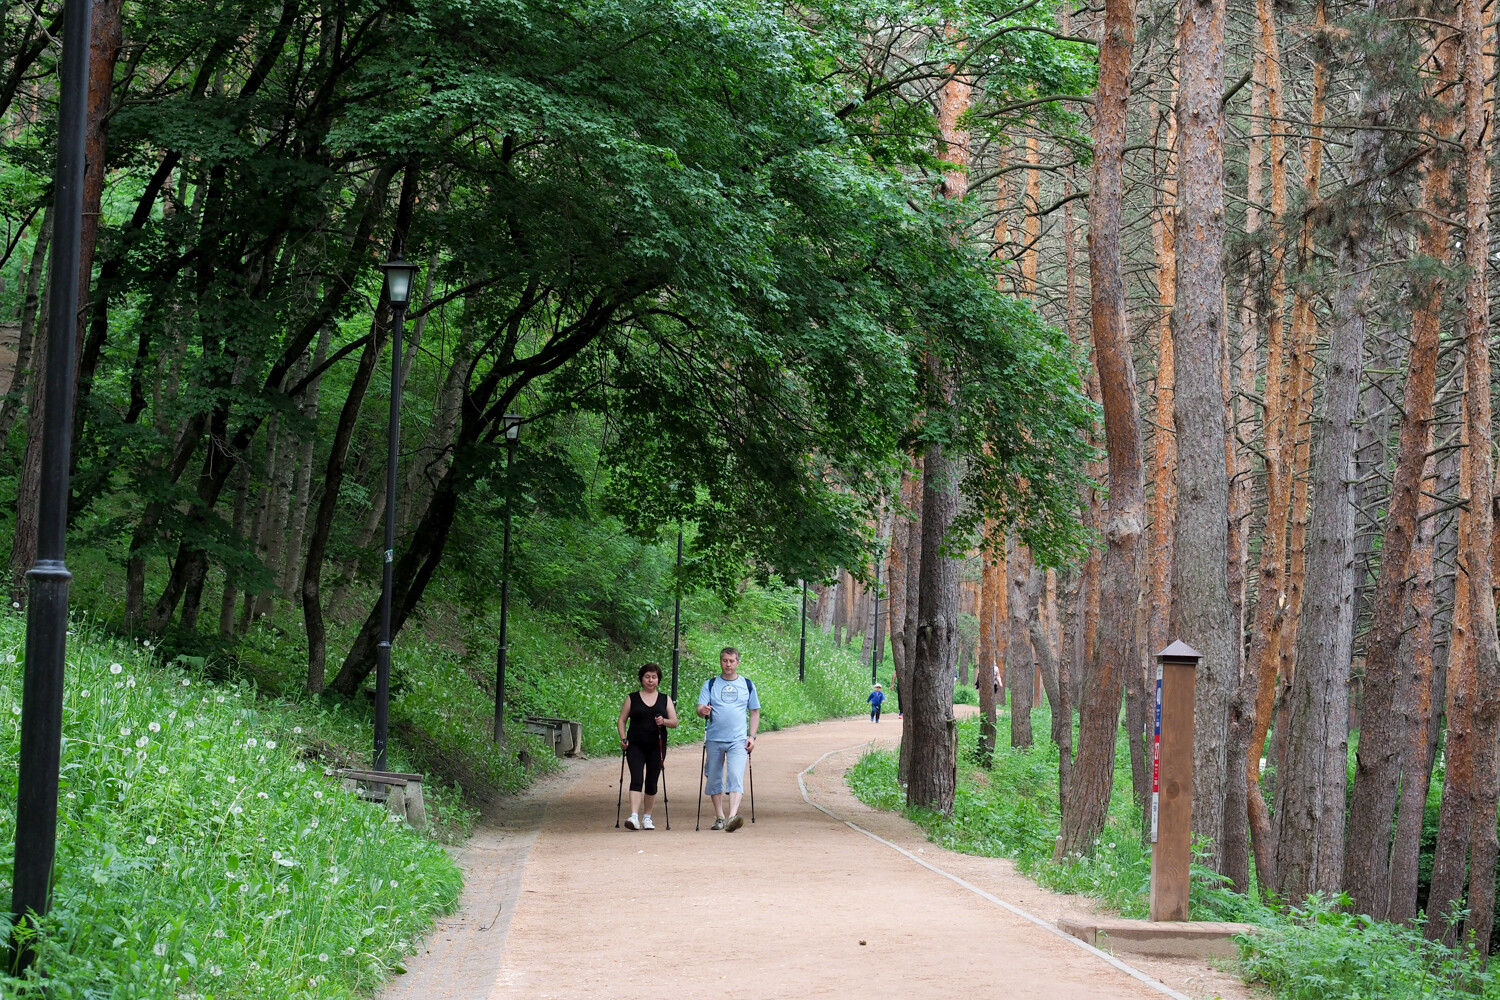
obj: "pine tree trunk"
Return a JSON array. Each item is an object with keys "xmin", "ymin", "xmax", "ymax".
[
  {"xmin": 1007, "ymin": 541, "xmax": 1035, "ymax": 749},
  {"xmin": 1059, "ymin": 0, "xmax": 1142, "ymax": 856},
  {"xmin": 280, "ymin": 323, "xmax": 334, "ymax": 600},
  {"xmin": 221, "ymin": 463, "xmax": 251, "ymax": 637},
  {"xmin": 7, "ymin": 0, "xmax": 122, "ymax": 604},
  {"xmin": 977, "ymin": 530, "xmax": 1001, "ymax": 767},
  {"xmin": 1030, "ymin": 566, "xmax": 1071, "ymax": 802},
  {"xmin": 1344, "ymin": 29, "xmax": 1455, "ymax": 916},
  {"xmin": 906, "ymin": 431, "xmax": 960, "ymax": 812},
  {"xmin": 1456, "ymin": 3, "xmax": 1499, "ymax": 943},
  {"xmin": 1388, "ymin": 465, "xmax": 1441, "ymax": 923},
  {"xmin": 1173, "ymin": 0, "xmax": 1236, "ymax": 873},
  {"xmin": 898, "ymin": 457, "xmax": 924, "ymax": 784}
]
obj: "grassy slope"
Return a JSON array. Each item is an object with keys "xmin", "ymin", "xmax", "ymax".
[
  {"xmin": 848, "ymin": 707, "xmax": 1496, "ymax": 1000},
  {"xmin": 0, "ymin": 581, "xmax": 875, "ymax": 999},
  {"xmin": 0, "ymin": 613, "xmax": 463, "ymax": 1000}
]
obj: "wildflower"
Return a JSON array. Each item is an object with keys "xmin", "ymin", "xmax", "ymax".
[
  {"xmin": 246, "ymin": 738, "xmax": 257, "ymax": 748},
  {"xmin": 272, "ymin": 851, "xmax": 282, "ymax": 860},
  {"xmin": 230, "ymin": 805, "xmax": 243, "ymax": 815},
  {"xmin": 265, "ymin": 740, "xmax": 276, "ymax": 749},
  {"xmin": 181, "ymin": 679, "xmax": 190, "ymax": 687},
  {"xmin": 120, "ymin": 727, "xmax": 132, "ymax": 737},
  {"xmin": 314, "ymin": 790, "xmax": 323, "ymax": 800},
  {"xmin": 323, "ymin": 767, "xmax": 333, "ymax": 776},
  {"xmin": 146, "ymin": 835, "xmax": 157, "ymax": 846},
  {"xmin": 390, "ymin": 880, "xmax": 398, "ymax": 888},
  {"xmin": 213, "ymin": 929, "xmax": 227, "ymax": 939},
  {"xmin": 310, "ymin": 818, "xmax": 319, "ymax": 829},
  {"xmin": 126, "ymin": 677, "xmax": 136, "ymax": 688},
  {"xmin": 293, "ymin": 726, "xmax": 303, "ymax": 734},
  {"xmin": 4, "ymin": 654, "xmax": 13, "ymax": 663},
  {"xmin": 185, "ymin": 719, "xmax": 194, "ymax": 728},
  {"xmin": 149, "ymin": 722, "xmax": 160, "ymax": 733},
  {"xmin": 210, "ymin": 965, "xmax": 223, "ymax": 977},
  {"xmin": 80, "ymin": 689, "xmax": 89, "ymax": 697},
  {"xmin": 226, "ymin": 775, "xmax": 236, "ymax": 783},
  {"xmin": 9, "ymin": 705, "xmax": 18, "ymax": 716},
  {"xmin": 143, "ymin": 640, "xmax": 152, "ymax": 649},
  {"xmin": 318, "ymin": 953, "xmax": 329, "ymax": 963},
  {"xmin": 344, "ymin": 946, "xmax": 355, "ymax": 956},
  {"xmin": 168, "ymin": 710, "xmax": 176, "ymax": 719},
  {"xmin": 158, "ymin": 765, "xmax": 167, "ymax": 774},
  {"xmin": 216, "ymin": 695, "xmax": 225, "ymax": 703},
  {"xmin": 136, "ymin": 736, "xmax": 148, "ymax": 748},
  {"xmin": 11, "ymin": 602, "xmax": 18, "ymax": 609},
  {"xmin": 114, "ymin": 681, "xmax": 123, "ymax": 688},
  {"xmin": 110, "ymin": 663, "xmax": 123, "ymax": 675},
  {"xmin": 257, "ymin": 792, "xmax": 268, "ymax": 799},
  {"xmin": 65, "ymin": 791, "xmax": 75, "ymax": 799},
  {"xmin": 239, "ymin": 883, "xmax": 249, "ymax": 893},
  {"xmin": 249, "ymin": 961, "xmax": 260, "ymax": 971},
  {"xmin": 153, "ymin": 942, "xmax": 167, "ymax": 957}
]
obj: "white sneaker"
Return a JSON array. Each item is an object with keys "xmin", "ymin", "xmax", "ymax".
[
  {"xmin": 642, "ymin": 815, "xmax": 655, "ymax": 830},
  {"xmin": 624, "ymin": 813, "xmax": 639, "ymax": 830}
]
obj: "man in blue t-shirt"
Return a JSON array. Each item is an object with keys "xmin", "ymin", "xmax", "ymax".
[{"xmin": 697, "ymin": 647, "xmax": 760, "ymax": 831}]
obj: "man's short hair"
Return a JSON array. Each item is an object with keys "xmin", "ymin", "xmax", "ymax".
[
  {"xmin": 638, "ymin": 662, "xmax": 662, "ymax": 683},
  {"xmin": 720, "ymin": 647, "xmax": 739, "ymax": 660}
]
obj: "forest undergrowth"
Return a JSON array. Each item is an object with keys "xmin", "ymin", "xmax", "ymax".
[{"xmin": 848, "ymin": 712, "xmax": 1493, "ymax": 1000}]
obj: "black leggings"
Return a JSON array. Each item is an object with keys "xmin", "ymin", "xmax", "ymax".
[{"xmin": 626, "ymin": 741, "xmax": 663, "ymax": 795}]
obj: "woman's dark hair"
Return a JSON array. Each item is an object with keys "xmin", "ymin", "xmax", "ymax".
[{"xmin": 638, "ymin": 662, "xmax": 663, "ymax": 683}]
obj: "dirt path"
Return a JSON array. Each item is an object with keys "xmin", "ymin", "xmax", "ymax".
[{"xmin": 384, "ymin": 716, "xmax": 1259, "ymax": 1000}]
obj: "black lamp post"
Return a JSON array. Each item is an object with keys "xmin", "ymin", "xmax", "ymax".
[
  {"xmin": 870, "ymin": 561, "xmax": 881, "ymax": 684},
  {"xmin": 9, "ymin": 0, "xmax": 92, "ymax": 971},
  {"xmin": 493, "ymin": 413, "xmax": 522, "ymax": 742},
  {"xmin": 670, "ymin": 528, "xmax": 683, "ymax": 703},
  {"xmin": 373, "ymin": 258, "xmax": 419, "ymax": 772},
  {"xmin": 798, "ymin": 580, "xmax": 808, "ymax": 682}
]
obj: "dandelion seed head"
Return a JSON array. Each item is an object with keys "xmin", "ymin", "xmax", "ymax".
[{"xmin": 109, "ymin": 663, "xmax": 123, "ymax": 675}]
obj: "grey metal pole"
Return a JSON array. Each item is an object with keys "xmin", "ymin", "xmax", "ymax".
[
  {"xmin": 494, "ymin": 438, "xmax": 516, "ymax": 742},
  {"xmin": 10, "ymin": 0, "xmax": 92, "ymax": 969},
  {"xmin": 671, "ymin": 528, "xmax": 682, "ymax": 704},
  {"xmin": 374, "ymin": 304, "xmax": 406, "ymax": 772},
  {"xmin": 798, "ymin": 580, "xmax": 807, "ymax": 682}
]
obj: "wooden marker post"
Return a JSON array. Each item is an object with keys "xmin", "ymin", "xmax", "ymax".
[{"xmin": 1149, "ymin": 640, "xmax": 1200, "ymax": 921}]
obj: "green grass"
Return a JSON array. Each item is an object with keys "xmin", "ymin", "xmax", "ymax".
[{"xmin": 0, "ymin": 612, "xmax": 464, "ymax": 1000}]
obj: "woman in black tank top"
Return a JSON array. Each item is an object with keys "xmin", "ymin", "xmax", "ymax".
[{"xmin": 616, "ymin": 662, "xmax": 678, "ymax": 829}]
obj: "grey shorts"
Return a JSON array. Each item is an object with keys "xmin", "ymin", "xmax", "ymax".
[{"xmin": 704, "ymin": 740, "xmax": 748, "ymax": 795}]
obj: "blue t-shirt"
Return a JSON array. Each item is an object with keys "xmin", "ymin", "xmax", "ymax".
[{"xmin": 698, "ymin": 675, "xmax": 760, "ymax": 743}]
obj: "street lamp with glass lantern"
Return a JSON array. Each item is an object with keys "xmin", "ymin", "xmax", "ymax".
[
  {"xmin": 373, "ymin": 257, "xmax": 419, "ymax": 772},
  {"xmin": 494, "ymin": 413, "xmax": 522, "ymax": 742}
]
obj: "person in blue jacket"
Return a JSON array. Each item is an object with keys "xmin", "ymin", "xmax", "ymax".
[{"xmin": 867, "ymin": 683, "xmax": 886, "ymax": 722}]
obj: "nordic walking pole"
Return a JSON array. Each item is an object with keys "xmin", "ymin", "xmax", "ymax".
[
  {"xmin": 696, "ymin": 741, "xmax": 707, "ymax": 831},
  {"xmin": 748, "ymin": 748, "xmax": 755, "ymax": 823},
  {"xmin": 660, "ymin": 734, "xmax": 671, "ymax": 830},
  {"xmin": 615, "ymin": 746, "xmax": 626, "ymax": 829}
]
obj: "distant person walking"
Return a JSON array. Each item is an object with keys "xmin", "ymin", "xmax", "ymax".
[
  {"xmin": 618, "ymin": 662, "xmax": 678, "ymax": 830},
  {"xmin": 697, "ymin": 647, "xmax": 759, "ymax": 831},
  {"xmin": 867, "ymin": 683, "xmax": 886, "ymax": 722}
]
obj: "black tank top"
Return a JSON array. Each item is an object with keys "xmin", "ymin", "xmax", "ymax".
[{"xmin": 627, "ymin": 691, "xmax": 667, "ymax": 747}]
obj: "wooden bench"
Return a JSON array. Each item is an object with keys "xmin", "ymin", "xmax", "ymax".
[
  {"xmin": 522, "ymin": 716, "xmax": 584, "ymax": 757},
  {"xmin": 336, "ymin": 768, "xmax": 428, "ymax": 831}
]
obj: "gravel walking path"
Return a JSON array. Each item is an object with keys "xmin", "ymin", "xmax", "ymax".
[{"xmin": 381, "ymin": 715, "xmax": 1259, "ymax": 1000}]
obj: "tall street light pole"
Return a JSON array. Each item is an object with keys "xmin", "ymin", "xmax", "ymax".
[
  {"xmin": 799, "ymin": 580, "xmax": 808, "ymax": 682},
  {"xmin": 374, "ymin": 259, "xmax": 418, "ymax": 772},
  {"xmin": 670, "ymin": 528, "xmax": 682, "ymax": 704},
  {"xmin": 10, "ymin": 0, "xmax": 93, "ymax": 971},
  {"xmin": 494, "ymin": 414, "xmax": 522, "ymax": 742},
  {"xmin": 870, "ymin": 561, "xmax": 881, "ymax": 684}
]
